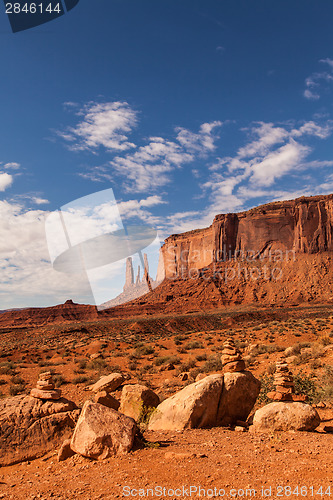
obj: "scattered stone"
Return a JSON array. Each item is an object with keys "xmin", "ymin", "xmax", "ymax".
[
  {"xmin": 315, "ymin": 401, "xmax": 326, "ymax": 408},
  {"xmin": 178, "ymin": 372, "xmax": 189, "ymax": 381},
  {"xmin": 119, "ymin": 384, "xmax": 160, "ymax": 421},
  {"xmin": 94, "ymin": 391, "xmax": 120, "ymax": 410},
  {"xmin": 89, "ymin": 373, "xmax": 124, "ymax": 393},
  {"xmin": 71, "ymin": 401, "xmax": 137, "ymax": 459},
  {"xmin": 252, "ymin": 402, "xmax": 320, "ymax": 432},
  {"xmin": 216, "ymin": 371, "xmax": 261, "ymax": 426},
  {"xmin": 57, "ymin": 439, "xmax": 75, "ymax": 462},
  {"xmin": 221, "ymin": 338, "xmax": 245, "ymax": 373},
  {"xmin": 30, "ymin": 372, "xmax": 61, "ymax": 400},
  {"xmin": 0, "ymin": 395, "xmax": 79, "ymax": 466},
  {"xmin": 164, "ymin": 452, "xmax": 196, "ymax": 460},
  {"xmin": 234, "ymin": 426, "xmax": 247, "ymax": 432},
  {"xmin": 323, "ymin": 425, "xmax": 333, "ymax": 433}
]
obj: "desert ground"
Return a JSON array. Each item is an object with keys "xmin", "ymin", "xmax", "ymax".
[{"xmin": 0, "ymin": 303, "xmax": 332, "ymax": 499}]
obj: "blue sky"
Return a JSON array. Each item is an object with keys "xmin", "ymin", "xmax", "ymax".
[{"xmin": 1, "ymin": 0, "xmax": 333, "ymax": 308}]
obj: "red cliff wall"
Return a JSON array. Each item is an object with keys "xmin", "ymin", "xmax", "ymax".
[{"xmin": 162, "ymin": 194, "xmax": 333, "ymax": 278}]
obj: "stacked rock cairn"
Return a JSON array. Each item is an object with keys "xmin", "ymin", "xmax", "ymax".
[
  {"xmin": 30, "ymin": 371, "xmax": 61, "ymax": 400},
  {"xmin": 221, "ymin": 338, "xmax": 245, "ymax": 373},
  {"xmin": 267, "ymin": 359, "xmax": 306, "ymax": 402}
]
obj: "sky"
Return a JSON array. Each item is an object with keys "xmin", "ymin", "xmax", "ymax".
[{"xmin": 1, "ymin": 0, "xmax": 333, "ymax": 309}]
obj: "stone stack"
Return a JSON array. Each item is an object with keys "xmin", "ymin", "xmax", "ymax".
[
  {"xmin": 221, "ymin": 338, "xmax": 245, "ymax": 373},
  {"xmin": 267, "ymin": 360, "xmax": 306, "ymax": 402},
  {"xmin": 30, "ymin": 371, "xmax": 61, "ymax": 400}
]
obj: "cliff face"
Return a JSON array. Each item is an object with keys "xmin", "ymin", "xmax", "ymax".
[{"xmin": 162, "ymin": 194, "xmax": 333, "ymax": 278}]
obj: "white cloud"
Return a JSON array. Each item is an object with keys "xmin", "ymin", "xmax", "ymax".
[
  {"xmin": 303, "ymin": 59, "xmax": 333, "ymax": 100},
  {"xmin": 58, "ymin": 101, "xmax": 138, "ymax": 152},
  {"xmin": 176, "ymin": 121, "xmax": 222, "ymax": 153},
  {"xmin": 0, "ymin": 200, "xmax": 91, "ymax": 308},
  {"xmin": 250, "ymin": 141, "xmax": 310, "ymax": 187},
  {"xmin": 0, "ymin": 172, "xmax": 13, "ymax": 191},
  {"xmin": 4, "ymin": 162, "xmax": 20, "ymax": 170}
]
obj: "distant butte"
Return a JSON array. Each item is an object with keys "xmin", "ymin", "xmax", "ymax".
[{"xmin": 1, "ymin": 193, "xmax": 333, "ymax": 326}]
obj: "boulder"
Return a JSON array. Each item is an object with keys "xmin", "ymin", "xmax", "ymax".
[
  {"xmin": 0, "ymin": 395, "xmax": 79, "ymax": 466},
  {"xmin": 70, "ymin": 401, "xmax": 137, "ymax": 459},
  {"xmin": 119, "ymin": 384, "xmax": 160, "ymax": 421},
  {"xmin": 94, "ymin": 391, "xmax": 120, "ymax": 410},
  {"xmin": 89, "ymin": 373, "xmax": 124, "ymax": 393},
  {"xmin": 57, "ymin": 439, "xmax": 75, "ymax": 462},
  {"xmin": 147, "ymin": 374, "xmax": 224, "ymax": 431},
  {"xmin": 252, "ymin": 402, "xmax": 321, "ymax": 432},
  {"xmin": 216, "ymin": 371, "xmax": 261, "ymax": 426}
]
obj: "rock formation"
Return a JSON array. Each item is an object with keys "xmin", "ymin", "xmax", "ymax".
[
  {"xmin": 119, "ymin": 384, "xmax": 160, "ymax": 422},
  {"xmin": 89, "ymin": 373, "xmax": 124, "ymax": 393},
  {"xmin": 30, "ymin": 371, "xmax": 61, "ymax": 400},
  {"xmin": 162, "ymin": 194, "xmax": 333, "ymax": 279},
  {"xmin": 70, "ymin": 401, "xmax": 137, "ymax": 459},
  {"xmin": 221, "ymin": 338, "xmax": 245, "ymax": 373},
  {"xmin": 267, "ymin": 359, "xmax": 306, "ymax": 402},
  {"xmin": 252, "ymin": 402, "xmax": 320, "ymax": 432},
  {"xmin": 0, "ymin": 395, "xmax": 79, "ymax": 466},
  {"xmin": 147, "ymin": 372, "xmax": 261, "ymax": 431}
]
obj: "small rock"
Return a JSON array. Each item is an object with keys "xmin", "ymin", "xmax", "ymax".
[
  {"xmin": 57, "ymin": 440, "xmax": 75, "ymax": 462},
  {"xmin": 89, "ymin": 373, "xmax": 124, "ymax": 393}
]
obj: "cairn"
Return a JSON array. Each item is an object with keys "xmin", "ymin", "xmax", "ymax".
[
  {"xmin": 30, "ymin": 371, "xmax": 61, "ymax": 400},
  {"xmin": 267, "ymin": 359, "xmax": 306, "ymax": 402},
  {"xmin": 221, "ymin": 338, "xmax": 245, "ymax": 373}
]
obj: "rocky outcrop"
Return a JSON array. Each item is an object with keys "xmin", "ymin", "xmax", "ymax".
[
  {"xmin": 216, "ymin": 372, "xmax": 261, "ymax": 426},
  {"xmin": 0, "ymin": 395, "xmax": 79, "ymax": 466},
  {"xmin": 0, "ymin": 299, "xmax": 98, "ymax": 328},
  {"xmin": 119, "ymin": 384, "xmax": 160, "ymax": 421},
  {"xmin": 70, "ymin": 401, "xmax": 137, "ymax": 459},
  {"xmin": 147, "ymin": 372, "xmax": 260, "ymax": 431},
  {"xmin": 162, "ymin": 194, "xmax": 333, "ymax": 279},
  {"xmin": 252, "ymin": 402, "xmax": 320, "ymax": 432},
  {"xmin": 148, "ymin": 374, "xmax": 224, "ymax": 431}
]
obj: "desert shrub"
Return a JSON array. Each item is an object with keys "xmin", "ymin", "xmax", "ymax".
[
  {"xmin": 202, "ymin": 355, "xmax": 222, "ymax": 373},
  {"xmin": 176, "ymin": 358, "xmax": 196, "ymax": 374},
  {"xmin": 11, "ymin": 375, "xmax": 25, "ymax": 385},
  {"xmin": 195, "ymin": 353, "xmax": 207, "ymax": 361},
  {"xmin": 257, "ymin": 375, "xmax": 274, "ymax": 404},
  {"xmin": 128, "ymin": 361, "xmax": 137, "ymax": 371},
  {"xmin": 293, "ymin": 372, "xmax": 320, "ymax": 404},
  {"xmin": 184, "ymin": 340, "xmax": 203, "ymax": 350},
  {"xmin": 318, "ymin": 365, "xmax": 333, "ymax": 401},
  {"xmin": 73, "ymin": 375, "xmax": 89, "ymax": 384},
  {"xmin": 154, "ymin": 355, "xmax": 180, "ymax": 366},
  {"xmin": 76, "ymin": 359, "xmax": 87, "ymax": 370},
  {"xmin": 0, "ymin": 361, "xmax": 17, "ymax": 375},
  {"xmin": 9, "ymin": 383, "xmax": 25, "ymax": 396},
  {"xmin": 53, "ymin": 374, "xmax": 67, "ymax": 387},
  {"xmin": 87, "ymin": 358, "xmax": 109, "ymax": 371},
  {"xmin": 134, "ymin": 344, "xmax": 155, "ymax": 357}
]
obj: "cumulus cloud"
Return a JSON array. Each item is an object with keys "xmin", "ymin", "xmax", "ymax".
[
  {"xmin": 0, "ymin": 172, "xmax": 13, "ymax": 191},
  {"xmin": 79, "ymin": 121, "xmax": 222, "ymax": 192},
  {"xmin": 0, "ymin": 200, "xmax": 91, "ymax": 308},
  {"xmin": 58, "ymin": 101, "xmax": 138, "ymax": 152}
]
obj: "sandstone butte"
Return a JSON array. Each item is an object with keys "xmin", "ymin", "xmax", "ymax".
[
  {"xmin": 161, "ymin": 193, "xmax": 333, "ymax": 279},
  {"xmin": 1, "ymin": 193, "xmax": 333, "ymax": 326}
]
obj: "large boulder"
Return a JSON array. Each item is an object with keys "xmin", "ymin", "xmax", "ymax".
[
  {"xmin": 217, "ymin": 371, "xmax": 261, "ymax": 426},
  {"xmin": 89, "ymin": 373, "xmax": 124, "ymax": 393},
  {"xmin": 70, "ymin": 401, "xmax": 137, "ymax": 459},
  {"xmin": 0, "ymin": 395, "xmax": 79, "ymax": 466},
  {"xmin": 252, "ymin": 402, "xmax": 321, "ymax": 432},
  {"xmin": 120, "ymin": 384, "xmax": 160, "ymax": 421},
  {"xmin": 147, "ymin": 374, "xmax": 224, "ymax": 431}
]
